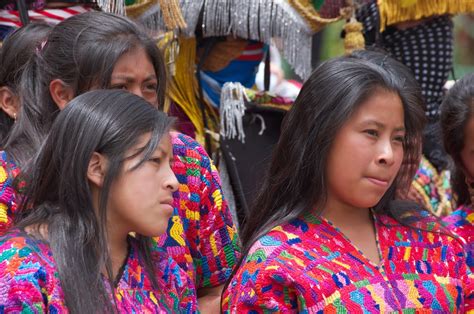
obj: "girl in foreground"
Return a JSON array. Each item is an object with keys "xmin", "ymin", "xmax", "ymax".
[
  {"xmin": 440, "ymin": 73, "xmax": 474, "ymax": 271},
  {"xmin": 0, "ymin": 90, "xmax": 196, "ymax": 312},
  {"xmin": 223, "ymin": 53, "xmax": 473, "ymax": 312}
]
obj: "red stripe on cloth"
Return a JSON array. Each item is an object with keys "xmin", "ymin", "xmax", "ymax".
[
  {"xmin": 246, "ymin": 42, "xmax": 265, "ymax": 50},
  {"xmin": 62, "ymin": 7, "xmax": 89, "ymax": 15},
  {"xmin": 7, "ymin": 10, "xmax": 20, "ymax": 17},
  {"xmin": 32, "ymin": 9, "xmax": 66, "ymax": 21},
  {"xmin": 237, "ymin": 54, "xmax": 265, "ymax": 61},
  {"xmin": 0, "ymin": 16, "xmax": 22, "ymax": 27}
]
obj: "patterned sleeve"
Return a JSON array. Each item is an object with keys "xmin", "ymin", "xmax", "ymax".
[
  {"xmin": 0, "ymin": 151, "xmax": 21, "ymax": 232},
  {"xmin": 171, "ymin": 133, "xmax": 240, "ymax": 289},
  {"xmin": 466, "ymin": 269, "xmax": 474, "ymax": 312},
  {"xmin": 0, "ymin": 235, "xmax": 66, "ymax": 312},
  {"xmin": 443, "ymin": 206, "xmax": 474, "ymax": 272},
  {"xmin": 442, "ymin": 226, "xmax": 474, "ymax": 312},
  {"xmin": 166, "ymin": 256, "xmax": 199, "ymax": 312},
  {"xmin": 460, "ymin": 245, "xmax": 474, "ymax": 312},
  {"xmin": 222, "ymin": 251, "xmax": 296, "ymax": 313}
]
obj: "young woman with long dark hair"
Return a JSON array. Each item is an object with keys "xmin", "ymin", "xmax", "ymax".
[
  {"xmin": 440, "ymin": 73, "xmax": 474, "ymax": 271},
  {"xmin": 0, "ymin": 89, "xmax": 196, "ymax": 312},
  {"xmin": 350, "ymin": 49, "xmax": 453, "ymax": 215},
  {"xmin": 222, "ymin": 53, "xmax": 473, "ymax": 312},
  {"xmin": 0, "ymin": 23, "xmax": 51, "ymax": 146},
  {"xmin": 0, "ymin": 12, "xmax": 238, "ymax": 312},
  {"xmin": 0, "ymin": 22, "xmax": 51, "ymax": 230}
]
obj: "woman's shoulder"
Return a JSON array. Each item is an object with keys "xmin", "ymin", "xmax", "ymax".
[
  {"xmin": 0, "ymin": 150, "xmax": 17, "ymax": 170},
  {"xmin": 239, "ymin": 217, "xmax": 324, "ymax": 272},
  {"xmin": 170, "ymin": 132, "xmax": 213, "ymax": 187},
  {"xmin": 442, "ymin": 205, "xmax": 474, "ymax": 269},
  {"xmin": 377, "ymin": 212, "xmax": 467, "ymax": 254},
  {"xmin": 128, "ymin": 236, "xmax": 197, "ymax": 310},
  {"xmin": 0, "ymin": 150, "xmax": 8, "ymax": 162},
  {"xmin": 0, "ymin": 228, "xmax": 80, "ymax": 311},
  {"xmin": 131, "ymin": 236, "xmax": 194, "ymax": 287},
  {"xmin": 0, "ymin": 229, "xmax": 55, "ymax": 269},
  {"xmin": 0, "ymin": 151, "xmax": 22, "ymax": 231},
  {"xmin": 443, "ymin": 205, "xmax": 474, "ymax": 228},
  {"xmin": 224, "ymin": 219, "xmax": 325, "ymax": 312},
  {"xmin": 0, "ymin": 229, "xmax": 63, "ymax": 308},
  {"xmin": 171, "ymin": 132, "xmax": 209, "ymax": 162},
  {"xmin": 0, "ymin": 150, "xmax": 19, "ymax": 181}
]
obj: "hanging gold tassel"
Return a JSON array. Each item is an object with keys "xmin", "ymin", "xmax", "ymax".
[
  {"xmin": 158, "ymin": 35, "xmax": 218, "ymax": 146},
  {"xmin": 158, "ymin": 0, "xmax": 187, "ymax": 30},
  {"xmin": 342, "ymin": 1, "xmax": 365, "ymax": 55},
  {"xmin": 127, "ymin": 0, "xmax": 187, "ymax": 32},
  {"xmin": 125, "ymin": 0, "xmax": 156, "ymax": 19},
  {"xmin": 344, "ymin": 19, "xmax": 365, "ymax": 54},
  {"xmin": 378, "ymin": 0, "xmax": 474, "ymax": 31}
]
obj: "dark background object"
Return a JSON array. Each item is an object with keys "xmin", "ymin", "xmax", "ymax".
[{"xmin": 221, "ymin": 103, "xmax": 286, "ymax": 227}]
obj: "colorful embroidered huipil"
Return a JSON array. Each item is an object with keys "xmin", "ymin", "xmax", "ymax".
[
  {"xmin": 410, "ymin": 155, "xmax": 453, "ymax": 216},
  {"xmin": 443, "ymin": 205, "xmax": 474, "ymax": 272},
  {"xmin": 0, "ymin": 132, "xmax": 240, "ymax": 289},
  {"xmin": 0, "ymin": 151, "xmax": 21, "ymax": 231},
  {"xmin": 223, "ymin": 213, "xmax": 473, "ymax": 313},
  {"xmin": 0, "ymin": 229, "xmax": 197, "ymax": 312},
  {"xmin": 158, "ymin": 132, "xmax": 240, "ymax": 288}
]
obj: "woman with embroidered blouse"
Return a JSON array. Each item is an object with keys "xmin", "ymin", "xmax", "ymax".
[
  {"xmin": 0, "ymin": 90, "xmax": 197, "ymax": 312},
  {"xmin": 440, "ymin": 72, "xmax": 474, "ymax": 272},
  {"xmin": 222, "ymin": 52, "xmax": 473, "ymax": 313}
]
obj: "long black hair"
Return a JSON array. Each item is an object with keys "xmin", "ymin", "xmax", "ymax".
[
  {"xmin": 238, "ymin": 54, "xmax": 426, "ymax": 250},
  {"xmin": 14, "ymin": 90, "xmax": 174, "ymax": 313},
  {"xmin": 5, "ymin": 11, "xmax": 166, "ymax": 168},
  {"xmin": 0, "ymin": 22, "xmax": 51, "ymax": 146},
  {"xmin": 440, "ymin": 73, "xmax": 474, "ymax": 207},
  {"xmin": 224, "ymin": 53, "xmax": 429, "ymax": 297}
]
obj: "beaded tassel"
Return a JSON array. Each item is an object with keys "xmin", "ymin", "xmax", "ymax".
[
  {"xmin": 220, "ymin": 82, "xmax": 248, "ymax": 143},
  {"xmin": 157, "ymin": 0, "xmax": 187, "ymax": 30}
]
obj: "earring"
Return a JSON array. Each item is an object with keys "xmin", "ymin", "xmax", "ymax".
[{"xmin": 13, "ymin": 112, "xmax": 16, "ymax": 121}]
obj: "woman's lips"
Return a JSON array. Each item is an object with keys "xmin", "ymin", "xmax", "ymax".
[
  {"xmin": 161, "ymin": 199, "xmax": 174, "ymax": 213},
  {"xmin": 366, "ymin": 177, "xmax": 390, "ymax": 187}
]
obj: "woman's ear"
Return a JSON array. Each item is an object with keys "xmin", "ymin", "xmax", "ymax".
[
  {"xmin": 87, "ymin": 152, "xmax": 108, "ymax": 188},
  {"xmin": 49, "ymin": 79, "xmax": 74, "ymax": 110},
  {"xmin": 0, "ymin": 86, "xmax": 19, "ymax": 119}
]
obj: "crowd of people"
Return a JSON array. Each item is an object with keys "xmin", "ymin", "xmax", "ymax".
[{"xmin": 0, "ymin": 8, "xmax": 472, "ymax": 314}]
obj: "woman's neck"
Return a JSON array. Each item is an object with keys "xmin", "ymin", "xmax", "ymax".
[
  {"xmin": 321, "ymin": 200, "xmax": 372, "ymax": 230},
  {"xmin": 106, "ymin": 225, "xmax": 129, "ymax": 279},
  {"xmin": 91, "ymin": 187, "xmax": 129, "ymax": 278},
  {"xmin": 321, "ymin": 199, "xmax": 381, "ymax": 266}
]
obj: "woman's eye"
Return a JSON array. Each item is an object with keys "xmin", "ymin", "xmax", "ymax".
[
  {"xmin": 111, "ymin": 85, "xmax": 127, "ymax": 90},
  {"xmin": 393, "ymin": 135, "xmax": 405, "ymax": 143},
  {"xmin": 150, "ymin": 157, "xmax": 161, "ymax": 165},
  {"xmin": 144, "ymin": 84, "xmax": 158, "ymax": 92},
  {"xmin": 364, "ymin": 129, "xmax": 378, "ymax": 137}
]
